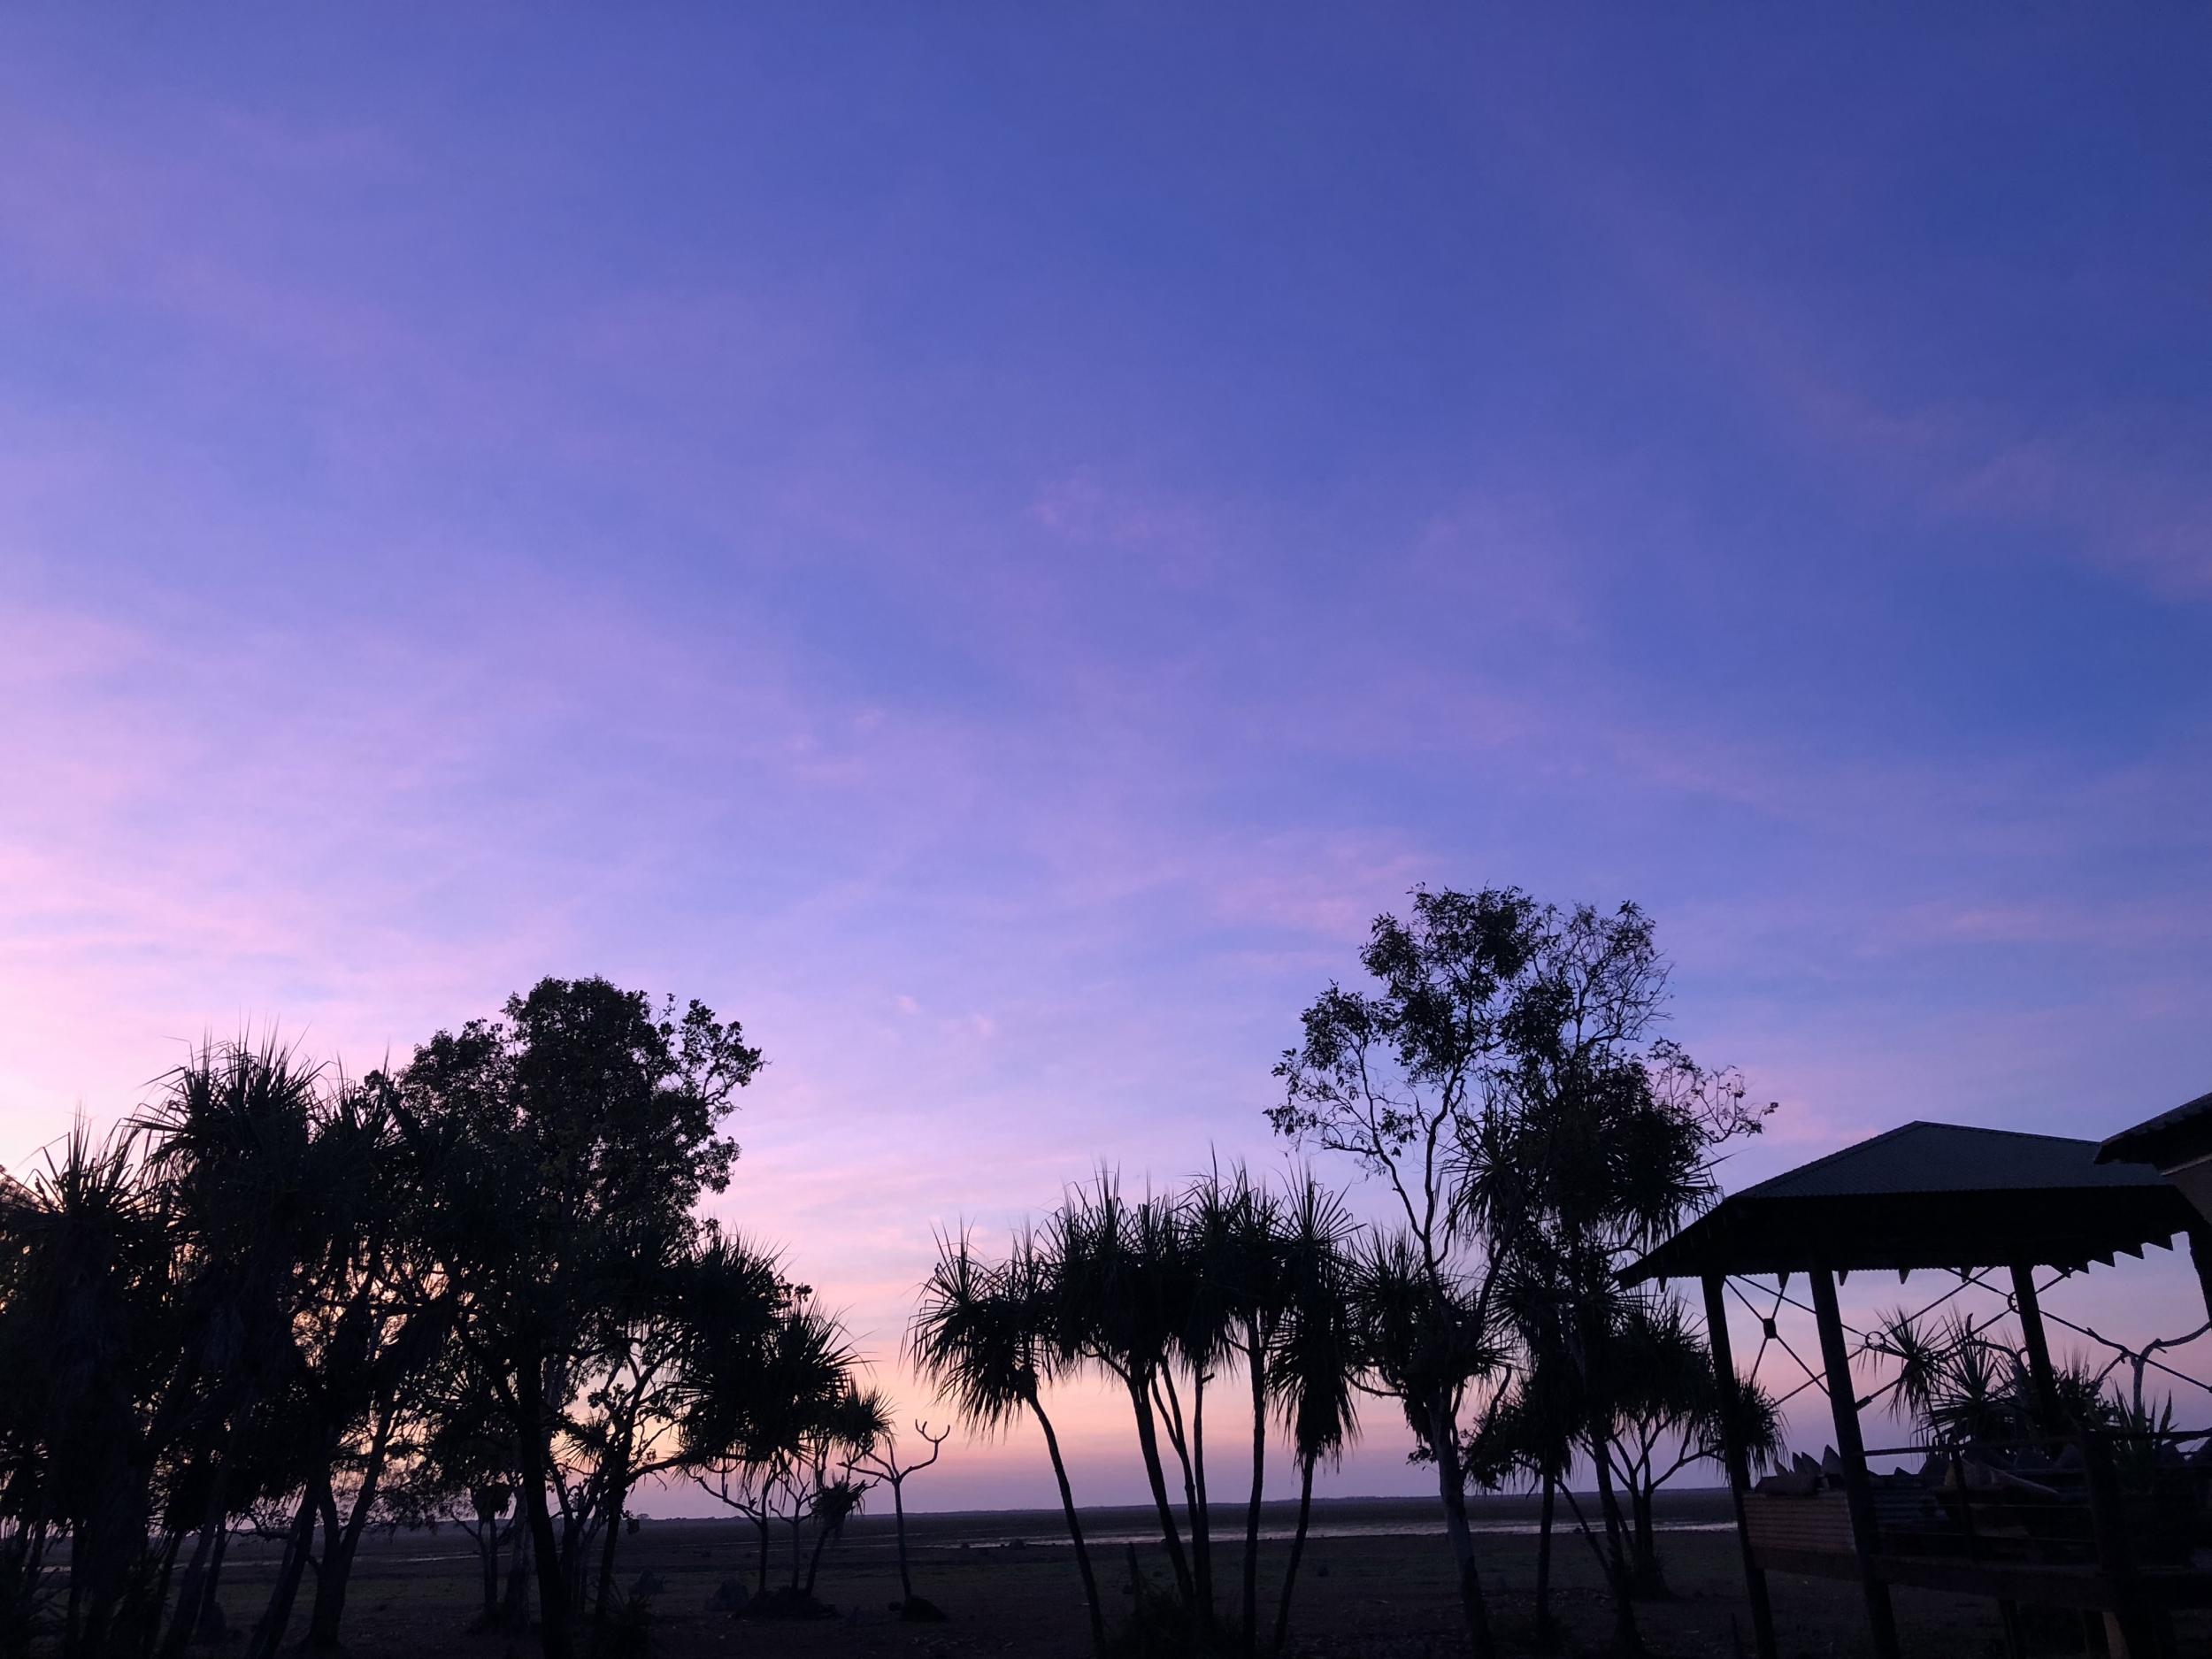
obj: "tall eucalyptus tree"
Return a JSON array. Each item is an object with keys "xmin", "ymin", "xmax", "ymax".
[
  {"xmin": 1458, "ymin": 900, "xmax": 1770, "ymax": 1651},
  {"xmin": 1271, "ymin": 887, "xmax": 1548, "ymax": 1659},
  {"xmin": 396, "ymin": 977, "xmax": 763, "ymax": 1659}
]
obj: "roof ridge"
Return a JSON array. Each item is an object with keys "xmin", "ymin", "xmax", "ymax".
[
  {"xmin": 1930, "ymin": 1122, "xmax": 2104, "ymax": 1147},
  {"xmin": 1733, "ymin": 1118, "xmax": 1923, "ymax": 1199},
  {"xmin": 1732, "ymin": 1119, "xmax": 2107, "ymax": 1202}
]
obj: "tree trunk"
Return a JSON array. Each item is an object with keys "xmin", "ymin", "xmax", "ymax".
[
  {"xmin": 161, "ymin": 1522, "xmax": 219, "ymax": 1659},
  {"xmin": 1242, "ymin": 1342, "xmax": 1267, "ymax": 1657},
  {"xmin": 145, "ymin": 1525, "xmax": 187, "ymax": 1653},
  {"xmin": 307, "ymin": 1401, "xmax": 401, "ymax": 1652},
  {"xmin": 589, "ymin": 1453, "xmax": 630, "ymax": 1654},
  {"xmin": 1191, "ymin": 1371, "xmax": 1213, "ymax": 1625},
  {"xmin": 1431, "ymin": 1396, "xmax": 1494, "ymax": 1659},
  {"xmin": 69, "ymin": 1446, "xmax": 152, "ymax": 1659},
  {"xmin": 476, "ymin": 1513, "xmax": 503, "ymax": 1628},
  {"xmin": 512, "ymin": 1354, "xmax": 575, "ymax": 1659},
  {"xmin": 1128, "ymin": 1374, "xmax": 1195, "ymax": 1602},
  {"xmin": 1585, "ymin": 1427, "xmax": 1641, "ymax": 1655},
  {"xmin": 303, "ymin": 1480, "xmax": 344, "ymax": 1650},
  {"xmin": 1629, "ymin": 1479, "xmax": 1663, "ymax": 1594},
  {"xmin": 158, "ymin": 1463, "xmax": 234, "ymax": 1659},
  {"xmin": 1534, "ymin": 1471, "xmax": 1556, "ymax": 1643},
  {"xmin": 891, "ymin": 1480, "xmax": 913, "ymax": 1605},
  {"xmin": 1270, "ymin": 1455, "xmax": 1317, "ymax": 1657},
  {"xmin": 503, "ymin": 1519, "xmax": 534, "ymax": 1630},
  {"xmin": 1027, "ymin": 1395, "xmax": 1106, "ymax": 1655},
  {"xmin": 1156, "ymin": 1369, "xmax": 1207, "ymax": 1613},
  {"xmin": 802, "ymin": 1509, "xmax": 839, "ymax": 1599},
  {"xmin": 518, "ymin": 1461, "xmax": 572, "ymax": 1659},
  {"xmin": 559, "ymin": 1510, "xmax": 589, "ymax": 1610},
  {"xmin": 246, "ymin": 1496, "xmax": 317, "ymax": 1659},
  {"xmin": 196, "ymin": 1524, "xmax": 232, "ymax": 1639},
  {"xmin": 753, "ymin": 1515, "xmax": 770, "ymax": 1598}
]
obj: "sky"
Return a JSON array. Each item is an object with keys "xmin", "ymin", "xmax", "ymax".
[{"xmin": 3, "ymin": 9, "xmax": 2211, "ymax": 1513}]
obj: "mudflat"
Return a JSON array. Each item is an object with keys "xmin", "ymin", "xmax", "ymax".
[{"xmin": 186, "ymin": 1489, "xmax": 2202, "ymax": 1656}]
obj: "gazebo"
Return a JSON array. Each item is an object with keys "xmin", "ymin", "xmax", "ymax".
[{"xmin": 1624, "ymin": 1121, "xmax": 2209, "ymax": 1659}]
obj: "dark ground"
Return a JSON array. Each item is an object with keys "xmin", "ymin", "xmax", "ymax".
[{"xmin": 188, "ymin": 1490, "xmax": 2206, "ymax": 1658}]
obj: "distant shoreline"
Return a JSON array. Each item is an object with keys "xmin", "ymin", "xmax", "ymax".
[
  {"xmin": 204, "ymin": 1487, "xmax": 1743, "ymax": 1574},
  {"xmin": 626, "ymin": 1486, "xmax": 1738, "ymax": 1538}
]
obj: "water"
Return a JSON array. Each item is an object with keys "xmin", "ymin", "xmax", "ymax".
[{"xmin": 976, "ymin": 1519, "xmax": 1736, "ymax": 1549}]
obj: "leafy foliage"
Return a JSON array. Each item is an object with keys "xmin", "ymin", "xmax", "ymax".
[{"xmin": 0, "ymin": 979, "xmax": 869, "ymax": 1659}]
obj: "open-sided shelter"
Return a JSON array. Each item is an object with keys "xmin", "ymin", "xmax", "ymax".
[{"xmin": 1624, "ymin": 1122, "xmax": 2209, "ymax": 1659}]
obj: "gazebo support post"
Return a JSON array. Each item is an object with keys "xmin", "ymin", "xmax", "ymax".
[
  {"xmin": 2008, "ymin": 1263, "xmax": 2062, "ymax": 1431},
  {"xmin": 1999, "ymin": 1264, "xmax": 2056, "ymax": 1658},
  {"xmin": 1809, "ymin": 1265, "xmax": 1900, "ymax": 1659},
  {"xmin": 1701, "ymin": 1273, "xmax": 1777, "ymax": 1659},
  {"xmin": 2188, "ymin": 1225, "xmax": 2212, "ymax": 1326}
]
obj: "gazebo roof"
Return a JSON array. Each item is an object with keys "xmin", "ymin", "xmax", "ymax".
[
  {"xmin": 2097, "ymin": 1088, "xmax": 2212, "ymax": 1172},
  {"xmin": 1622, "ymin": 1120, "xmax": 2196, "ymax": 1285}
]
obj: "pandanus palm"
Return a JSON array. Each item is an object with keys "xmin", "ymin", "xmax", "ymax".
[
  {"xmin": 1051, "ymin": 1175, "xmax": 1198, "ymax": 1605},
  {"xmin": 1349, "ymin": 1226, "xmax": 1506, "ymax": 1659},
  {"xmin": 137, "ymin": 1036, "xmax": 332, "ymax": 1659},
  {"xmin": 1469, "ymin": 1039, "xmax": 1740, "ymax": 1652},
  {"xmin": 1171, "ymin": 1169, "xmax": 1249, "ymax": 1629},
  {"xmin": 796, "ymin": 1381, "xmax": 887, "ymax": 1597},
  {"xmin": 1467, "ymin": 1268, "xmax": 1582, "ymax": 1642},
  {"xmin": 0, "ymin": 1123, "xmax": 175, "ymax": 1659},
  {"xmin": 739, "ymin": 1293, "xmax": 862, "ymax": 1592},
  {"xmin": 680, "ymin": 1241, "xmax": 810, "ymax": 1611},
  {"xmin": 1266, "ymin": 1177, "xmax": 1360, "ymax": 1656},
  {"xmin": 1205, "ymin": 1167, "xmax": 1289, "ymax": 1657},
  {"xmin": 910, "ymin": 1228, "xmax": 1105, "ymax": 1653}
]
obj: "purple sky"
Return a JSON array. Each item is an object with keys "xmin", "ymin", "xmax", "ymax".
[{"xmin": 4, "ymin": 11, "xmax": 2211, "ymax": 1510}]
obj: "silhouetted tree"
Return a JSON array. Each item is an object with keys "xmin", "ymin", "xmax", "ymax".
[
  {"xmin": 411, "ymin": 1357, "xmax": 521, "ymax": 1630},
  {"xmin": 137, "ymin": 1037, "xmax": 341, "ymax": 1659},
  {"xmin": 844, "ymin": 1414, "xmax": 949, "ymax": 1610},
  {"xmin": 916, "ymin": 1169, "xmax": 1365, "ymax": 1659},
  {"xmin": 1271, "ymin": 887, "xmax": 1554, "ymax": 1659},
  {"xmin": 910, "ymin": 1228, "xmax": 1106, "ymax": 1654},
  {"xmin": 1601, "ymin": 1297, "xmax": 1781, "ymax": 1591},
  {"xmin": 0, "ymin": 1124, "xmax": 176, "ymax": 1659},
  {"xmin": 679, "ymin": 1257, "xmax": 871, "ymax": 1610},
  {"xmin": 797, "ymin": 1384, "xmax": 885, "ymax": 1598},
  {"xmin": 395, "ymin": 977, "xmax": 762, "ymax": 1659},
  {"xmin": 1463, "ymin": 1352, "xmax": 1577, "ymax": 1647},
  {"xmin": 1457, "ymin": 898, "xmax": 1768, "ymax": 1645},
  {"xmin": 561, "ymin": 1231, "xmax": 762, "ymax": 1652},
  {"xmin": 1172, "ymin": 1172, "xmax": 1242, "ymax": 1632},
  {"xmin": 284, "ymin": 1073, "xmax": 453, "ymax": 1655},
  {"xmin": 1267, "ymin": 1176, "xmax": 1361, "ymax": 1658},
  {"xmin": 672, "ymin": 1223, "xmax": 794, "ymax": 1600},
  {"xmin": 1051, "ymin": 1177, "xmax": 1199, "ymax": 1607},
  {"xmin": 1199, "ymin": 1166, "xmax": 1287, "ymax": 1659}
]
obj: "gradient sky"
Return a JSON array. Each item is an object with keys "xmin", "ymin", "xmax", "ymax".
[{"xmin": 4, "ymin": 10, "xmax": 2211, "ymax": 1511}]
